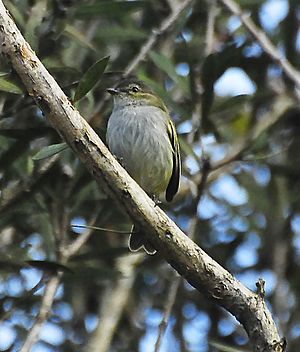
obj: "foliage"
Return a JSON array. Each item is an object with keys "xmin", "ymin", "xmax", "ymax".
[{"xmin": 0, "ymin": 0, "xmax": 300, "ymax": 351}]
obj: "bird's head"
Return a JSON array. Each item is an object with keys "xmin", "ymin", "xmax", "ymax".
[{"xmin": 107, "ymin": 79, "xmax": 167, "ymax": 112}]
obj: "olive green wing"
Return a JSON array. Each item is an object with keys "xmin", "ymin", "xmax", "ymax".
[{"xmin": 166, "ymin": 119, "xmax": 181, "ymax": 202}]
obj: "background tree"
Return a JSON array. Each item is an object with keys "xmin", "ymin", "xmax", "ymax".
[{"xmin": 0, "ymin": 0, "xmax": 299, "ymax": 351}]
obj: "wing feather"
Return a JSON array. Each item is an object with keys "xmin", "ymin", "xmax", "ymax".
[{"xmin": 166, "ymin": 119, "xmax": 181, "ymax": 202}]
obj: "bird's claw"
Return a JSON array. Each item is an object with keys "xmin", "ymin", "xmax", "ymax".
[
  {"xmin": 151, "ymin": 194, "xmax": 162, "ymax": 206},
  {"xmin": 115, "ymin": 155, "xmax": 125, "ymax": 167}
]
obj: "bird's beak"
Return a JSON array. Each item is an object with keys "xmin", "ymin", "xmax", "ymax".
[{"xmin": 106, "ymin": 88, "xmax": 120, "ymax": 95}]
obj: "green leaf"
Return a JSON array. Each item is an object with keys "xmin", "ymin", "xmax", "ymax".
[
  {"xmin": 64, "ymin": 24, "xmax": 97, "ymax": 51},
  {"xmin": 3, "ymin": 0, "xmax": 26, "ymax": 28},
  {"xmin": 214, "ymin": 95, "xmax": 250, "ymax": 113},
  {"xmin": 201, "ymin": 43, "xmax": 243, "ymax": 124},
  {"xmin": 0, "ymin": 76, "xmax": 24, "ymax": 94},
  {"xmin": 74, "ymin": 56, "xmax": 110, "ymax": 102},
  {"xmin": 26, "ymin": 260, "xmax": 73, "ymax": 274},
  {"xmin": 24, "ymin": 0, "xmax": 47, "ymax": 51},
  {"xmin": 178, "ymin": 136, "xmax": 202, "ymax": 163},
  {"xmin": 209, "ymin": 341, "xmax": 247, "ymax": 352},
  {"xmin": 149, "ymin": 51, "xmax": 189, "ymax": 94},
  {"xmin": 95, "ymin": 26, "xmax": 147, "ymax": 42},
  {"xmin": 149, "ymin": 51, "xmax": 178, "ymax": 79},
  {"xmin": 32, "ymin": 143, "xmax": 68, "ymax": 161},
  {"xmin": 74, "ymin": 1, "xmax": 147, "ymax": 17}
]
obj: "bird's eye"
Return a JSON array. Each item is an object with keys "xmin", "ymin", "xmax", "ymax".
[{"xmin": 131, "ymin": 85, "xmax": 140, "ymax": 93}]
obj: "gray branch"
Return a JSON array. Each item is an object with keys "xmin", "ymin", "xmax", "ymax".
[
  {"xmin": 20, "ymin": 275, "xmax": 61, "ymax": 352},
  {"xmin": 125, "ymin": 0, "xmax": 194, "ymax": 76},
  {"xmin": 0, "ymin": 2, "xmax": 285, "ymax": 351},
  {"xmin": 87, "ymin": 253, "xmax": 144, "ymax": 352},
  {"xmin": 218, "ymin": 0, "xmax": 300, "ymax": 88}
]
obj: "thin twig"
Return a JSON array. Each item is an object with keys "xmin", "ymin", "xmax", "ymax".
[
  {"xmin": 196, "ymin": 156, "xmax": 211, "ymax": 203},
  {"xmin": 210, "ymin": 94, "xmax": 294, "ymax": 173},
  {"xmin": 20, "ymin": 274, "xmax": 62, "ymax": 352},
  {"xmin": 87, "ymin": 253, "xmax": 144, "ymax": 352},
  {"xmin": 218, "ymin": 0, "xmax": 300, "ymax": 88},
  {"xmin": 211, "ymin": 146, "xmax": 245, "ymax": 171},
  {"xmin": 205, "ymin": 0, "xmax": 218, "ymax": 56},
  {"xmin": 19, "ymin": 215, "xmax": 100, "ymax": 350},
  {"xmin": 0, "ymin": 274, "xmax": 47, "ymax": 323},
  {"xmin": 125, "ymin": 0, "xmax": 194, "ymax": 76},
  {"xmin": 243, "ymin": 146, "xmax": 290, "ymax": 162},
  {"xmin": 154, "ymin": 275, "xmax": 182, "ymax": 352},
  {"xmin": 19, "ymin": 204, "xmax": 101, "ymax": 350},
  {"xmin": 62, "ymin": 216, "xmax": 98, "ymax": 259},
  {"xmin": 71, "ymin": 224, "xmax": 132, "ymax": 234},
  {"xmin": 0, "ymin": 153, "xmax": 59, "ymax": 215},
  {"xmin": 63, "ymin": 203, "xmax": 105, "ymax": 259}
]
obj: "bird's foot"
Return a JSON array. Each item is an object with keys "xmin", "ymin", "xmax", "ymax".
[
  {"xmin": 115, "ymin": 155, "xmax": 125, "ymax": 167},
  {"xmin": 151, "ymin": 194, "xmax": 162, "ymax": 206}
]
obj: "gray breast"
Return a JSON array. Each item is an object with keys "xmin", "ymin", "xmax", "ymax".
[{"xmin": 107, "ymin": 105, "xmax": 173, "ymax": 195}]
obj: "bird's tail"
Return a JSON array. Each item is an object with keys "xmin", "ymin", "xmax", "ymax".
[{"xmin": 128, "ymin": 225, "xmax": 156, "ymax": 255}]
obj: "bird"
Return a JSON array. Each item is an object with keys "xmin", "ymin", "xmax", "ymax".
[{"xmin": 106, "ymin": 78, "xmax": 180, "ymax": 254}]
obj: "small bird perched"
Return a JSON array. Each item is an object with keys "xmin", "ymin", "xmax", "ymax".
[{"xmin": 106, "ymin": 78, "xmax": 180, "ymax": 254}]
